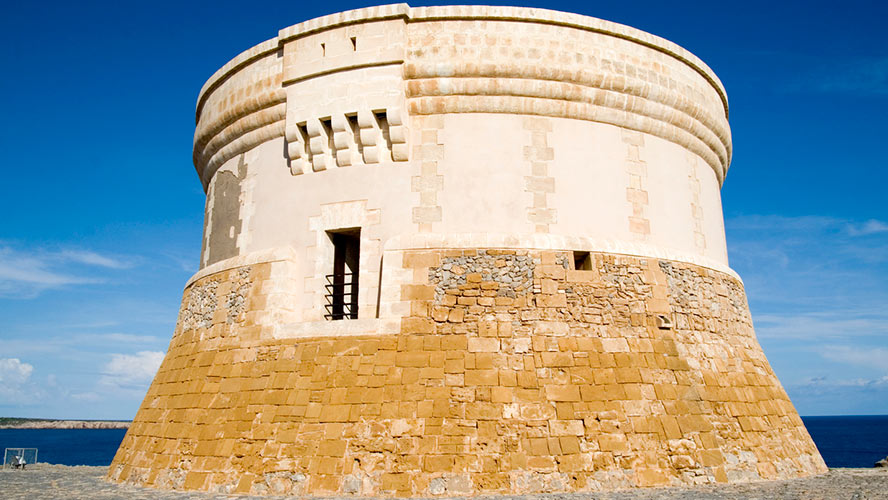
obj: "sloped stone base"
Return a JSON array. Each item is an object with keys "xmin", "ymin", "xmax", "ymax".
[{"xmin": 108, "ymin": 249, "xmax": 826, "ymax": 495}]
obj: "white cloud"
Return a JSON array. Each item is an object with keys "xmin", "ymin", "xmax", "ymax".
[
  {"xmin": 0, "ymin": 244, "xmax": 133, "ymax": 298},
  {"xmin": 0, "ymin": 333, "xmax": 163, "ymax": 357},
  {"xmin": 820, "ymin": 346, "xmax": 888, "ymax": 372},
  {"xmin": 0, "ymin": 358, "xmax": 43, "ymax": 405},
  {"xmin": 71, "ymin": 392, "xmax": 101, "ymax": 402},
  {"xmin": 79, "ymin": 333, "xmax": 160, "ymax": 344},
  {"xmin": 727, "ymin": 214, "xmax": 888, "ymax": 238},
  {"xmin": 0, "ymin": 247, "xmax": 94, "ymax": 295},
  {"xmin": 727, "ymin": 213, "xmax": 887, "ymax": 314},
  {"xmin": 846, "ymin": 219, "xmax": 888, "ymax": 237},
  {"xmin": 800, "ymin": 375, "xmax": 888, "ymax": 388},
  {"xmin": 99, "ymin": 351, "xmax": 164, "ymax": 391},
  {"xmin": 58, "ymin": 250, "xmax": 132, "ymax": 269},
  {"xmin": 788, "ymin": 375, "xmax": 888, "ymax": 416},
  {"xmin": 754, "ymin": 310, "xmax": 888, "ymax": 341},
  {"xmin": 0, "ymin": 358, "xmax": 33, "ymax": 386},
  {"xmin": 726, "ymin": 213, "xmax": 888, "ymax": 415}
]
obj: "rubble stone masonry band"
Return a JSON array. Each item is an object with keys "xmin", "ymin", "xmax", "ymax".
[{"xmin": 109, "ymin": 3, "xmax": 827, "ymax": 496}]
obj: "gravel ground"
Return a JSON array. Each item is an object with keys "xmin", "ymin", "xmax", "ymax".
[{"xmin": 1, "ymin": 465, "xmax": 886, "ymax": 500}]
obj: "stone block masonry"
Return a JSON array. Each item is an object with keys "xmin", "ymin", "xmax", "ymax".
[{"xmin": 110, "ymin": 249, "xmax": 825, "ymax": 496}]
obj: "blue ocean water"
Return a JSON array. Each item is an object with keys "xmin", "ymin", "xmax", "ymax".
[
  {"xmin": 801, "ymin": 415, "xmax": 888, "ymax": 468},
  {"xmin": 1, "ymin": 416, "xmax": 885, "ymax": 467},
  {"xmin": 0, "ymin": 428, "xmax": 127, "ymax": 466}
]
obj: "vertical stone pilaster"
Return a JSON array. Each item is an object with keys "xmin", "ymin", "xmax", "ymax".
[
  {"xmin": 523, "ymin": 117, "xmax": 556, "ymax": 233},
  {"xmin": 411, "ymin": 115, "xmax": 444, "ymax": 233},
  {"xmin": 687, "ymin": 151, "xmax": 707, "ymax": 253},
  {"xmin": 622, "ymin": 129, "xmax": 650, "ymax": 240}
]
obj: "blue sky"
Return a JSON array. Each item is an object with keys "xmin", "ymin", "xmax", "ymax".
[{"xmin": 0, "ymin": 0, "xmax": 885, "ymax": 419}]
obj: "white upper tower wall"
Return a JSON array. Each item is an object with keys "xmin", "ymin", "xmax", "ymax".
[{"xmin": 191, "ymin": 4, "xmax": 733, "ymax": 323}]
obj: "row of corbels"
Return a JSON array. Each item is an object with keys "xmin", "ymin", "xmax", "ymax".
[{"xmin": 286, "ymin": 108, "xmax": 408, "ymax": 175}]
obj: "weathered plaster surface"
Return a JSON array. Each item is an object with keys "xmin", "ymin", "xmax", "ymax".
[{"xmin": 203, "ymin": 156, "xmax": 247, "ymax": 267}]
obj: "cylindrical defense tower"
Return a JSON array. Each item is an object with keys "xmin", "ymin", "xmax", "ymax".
[{"xmin": 110, "ymin": 4, "xmax": 826, "ymax": 495}]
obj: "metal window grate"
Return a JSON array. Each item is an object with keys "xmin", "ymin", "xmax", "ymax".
[{"xmin": 324, "ymin": 272, "xmax": 358, "ymax": 320}]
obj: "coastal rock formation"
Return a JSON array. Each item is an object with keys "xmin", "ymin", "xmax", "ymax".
[
  {"xmin": 0, "ymin": 420, "xmax": 130, "ymax": 430},
  {"xmin": 108, "ymin": 4, "xmax": 827, "ymax": 496}
]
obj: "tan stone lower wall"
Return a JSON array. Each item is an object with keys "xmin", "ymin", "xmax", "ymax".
[{"xmin": 108, "ymin": 249, "xmax": 825, "ymax": 495}]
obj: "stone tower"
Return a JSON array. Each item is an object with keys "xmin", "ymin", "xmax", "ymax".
[{"xmin": 109, "ymin": 4, "xmax": 826, "ymax": 495}]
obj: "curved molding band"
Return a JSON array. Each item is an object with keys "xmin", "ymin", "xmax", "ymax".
[
  {"xmin": 192, "ymin": 4, "xmax": 733, "ymax": 189},
  {"xmin": 405, "ymin": 77, "xmax": 730, "ymax": 182}
]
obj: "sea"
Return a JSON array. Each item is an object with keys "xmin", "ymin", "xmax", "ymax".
[{"xmin": 0, "ymin": 415, "xmax": 885, "ymax": 467}]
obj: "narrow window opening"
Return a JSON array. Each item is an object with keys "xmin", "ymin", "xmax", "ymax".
[
  {"xmin": 573, "ymin": 251, "xmax": 592, "ymax": 270},
  {"xmin": 325, "ymin": 229, "xmax": 360, "ymax": 320},
  {"xmin": 350, "ymin": 36, "xmax": 357, "ymax": 51},
  {"xmin": 320, "ymin": 43, "xmax": 326, "ymax": 57}
]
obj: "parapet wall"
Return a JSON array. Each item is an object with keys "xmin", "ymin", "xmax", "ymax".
[{"xmin": 193, "ymin": 4, "xmax": 730, "ymax": 189}]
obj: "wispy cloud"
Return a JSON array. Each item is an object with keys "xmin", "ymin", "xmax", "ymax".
[
  {"xmin": 820, "ymin": 345, "xmax": 888, "ymax": 372},
  {"xmin": 727, "ymin": 215, "xmax": 888, "ymax": 238},
  {"xmin": 755, "ymin": 310, "xmax": 888, "ymax": 341},
  {"xmin": 789, "ymin": 374, "xmax": 888, "ymax": 416},
  {"xmin": 58, "ymin": 250, "xmax": 132, "ymax": 269},
  {"xmin": 79, "ymin": 333, "xmax": 161, "ymax": 344},
  {"xmin": 99, "ymin": 351, "xmax": 164, "ymax": 393},
  {"xmin": 846, "ymin": 219, "xmax": 888, "ymax": 237},
  {"xmin": 814, "ymin": 56, "xmax": 888, "ymax": 96},
  {"xmin": 727, "ymin": 214, "xmax": 888, "ymax": 415},
  {"xmin": 727, "ymin": 215, "xmax": 888, "ymax": 293},
  {"xmin": 0, "ymin": 332, "xmax": 163, "ymax": 356},
  {"xmin": 799, "ymin": 375, "xmax": 888, "ymax": 389},
  {"xmin": 769, "ymin": 54, "xmax": 888, "ymax": 96},
  {"xmin": 727, "ymin": 214, "xmax": 837, "ymax": 233},
  {"xmin": 70, "ymin": 392, "xmax": 101, "ymax": 402},
  {"xmin": 159, "ymin": 251, "xmax": 199, "ymax": 274},
  {"xmin": 0, "ymin": 243, "xmax": 134, "ymax": 298}
]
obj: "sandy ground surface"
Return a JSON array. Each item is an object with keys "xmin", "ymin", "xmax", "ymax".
[{"xmin": 1, "ymin": 465, "xmax": 886, "ymax": 499}]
